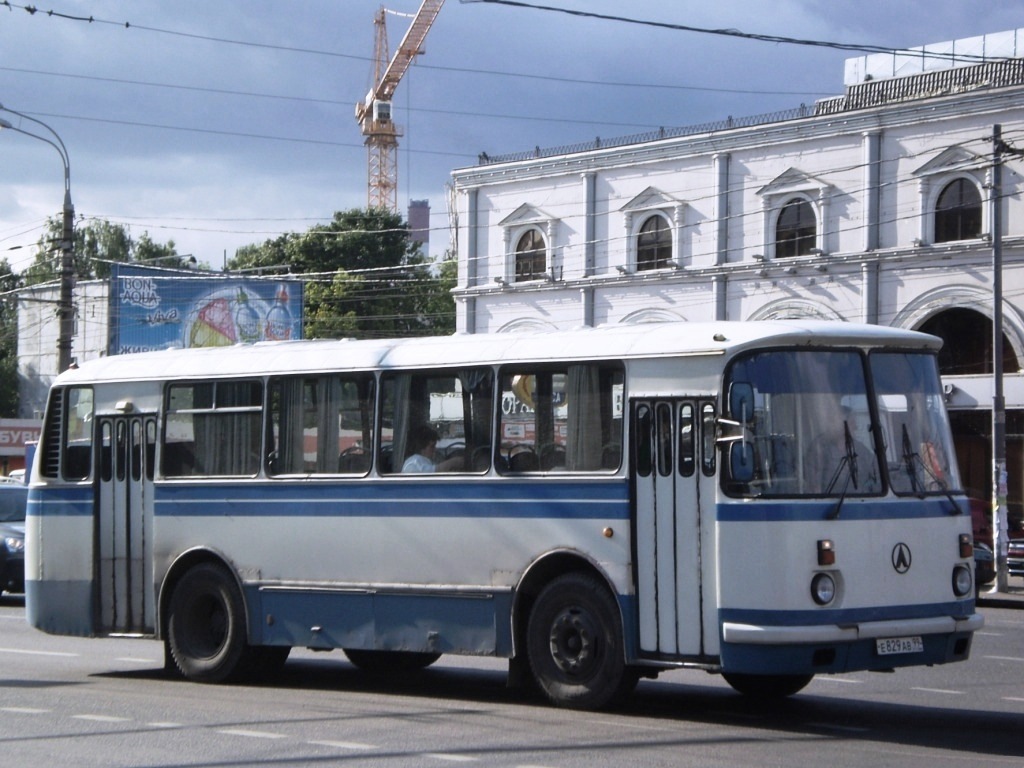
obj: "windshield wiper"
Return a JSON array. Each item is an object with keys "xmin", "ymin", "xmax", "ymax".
[
  {"xmin": 826, "ymin": 422, "xmax": 858, "ymax": 520},
  {"xmin": 900, "ymin": 424, "xmax": 961, "ymax": 514}
]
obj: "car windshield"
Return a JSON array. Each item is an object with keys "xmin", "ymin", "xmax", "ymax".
[{"xmin": 0, "ymin": 485, "xmax": 28, "ymax": 522}]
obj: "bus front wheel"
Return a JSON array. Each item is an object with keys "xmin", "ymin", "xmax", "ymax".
[
  {"xmin": 167, "ymin": 562, "xmax": 251, "ymax": 683},
  {"xmin": 526, "ymin": 572, "xmax": 637, "ymax": 710},
  {"xmin": 722, "ymin": 672, "xmax": 814, "ymax": 698}
]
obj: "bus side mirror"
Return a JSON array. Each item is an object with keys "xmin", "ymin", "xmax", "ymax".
[
  {"xmin": 729, "ymin": 382, "xmax": 754, "ymax": 424},
  {"xmin": 730, "ymin": 442, "xmax": 755, "ymax": 482}
]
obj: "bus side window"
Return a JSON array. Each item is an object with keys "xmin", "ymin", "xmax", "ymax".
[
  {"xmin": 163, "ymin": 380, "xmax": 262, "ymax": 478},
  {"xmin": 499, "ymin": 363, "xmax": 623, "ymax": 473},
  {"xmin": 268, "ymin": 374, "xmax": 374, "ymax": 476},
  {"xmin": 63, "ymin": 386, "xmax": 94, "ymax": 481},
  {"xmin": 634, "ymin": 404, "xmax": 653, "ymax": 478},
  {"xmin": 679, "ymin": 402, "xmax": 695, "ymax": 477},
  {"xmin": 701, "ymin": 402, "xmax": 716, "ymax": 476},
  {"xmin": 379, "ymin": 368, "xmax": 492, "ymax": 475}
]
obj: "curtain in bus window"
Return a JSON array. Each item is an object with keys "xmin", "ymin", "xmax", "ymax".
[
  {"xmin": 317, "ymin": 377, "xmax": 342, "ymax": 473},
  {"xmin": 195, "ymin": 382, "xmax": 261, "ymax": 476},
  {"xmin": 567, "ymin": 364, "xmax": 602, "ymax": 470},
  {"xmin": 274, "ymin": 377, "xmax": 306, "ymax": 474},
  {"xmin": 384, "ymin": 374, "xmax": 412, "ymax": 473},
  {"xmin": 458, "ymin": 369, "xmax": 493, "ymax": 471},
  {"xmin": 193, "ymin": 412, "xmax": 259, "ymax": 476}
]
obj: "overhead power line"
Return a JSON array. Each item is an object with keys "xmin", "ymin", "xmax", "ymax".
[{"xmin": 461, "ymin": 0, "xmax": 998, "ymax": 62}]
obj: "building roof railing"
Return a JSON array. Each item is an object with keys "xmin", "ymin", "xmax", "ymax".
[{"xmin": 477, "ymin": 59, "xmax": 1024, "ymax": 167}]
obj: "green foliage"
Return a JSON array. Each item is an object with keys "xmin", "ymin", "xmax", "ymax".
[
  {"xmin": 0, "ymin": 259, "xmax": 21, "ymax": 416},
  {"xmin": 230, "ymin": 207, "xmax": 455, "ymax": 340},
  {"xmin": 22, "ymin": 218, "xmax": 182, "ymax": 286}
]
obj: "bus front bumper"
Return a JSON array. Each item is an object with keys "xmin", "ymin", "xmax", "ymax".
[{"xmin": 719, "ymin": 612, "xmax": 983, "ymax": 675}]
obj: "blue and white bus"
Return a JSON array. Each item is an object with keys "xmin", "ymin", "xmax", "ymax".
[{"xmin": 26, "ymin": 321, "xmax": 982, "ymax": 709}]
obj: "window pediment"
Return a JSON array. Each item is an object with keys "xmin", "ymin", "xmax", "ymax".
[
  {"xmin": 498, "ymin": 203, "xmax": 553, "ymax": 228},
  {"xmin": 756, "ymin": 168, "xmax": 831, "ymax": 200},
  {"xmin": 620, "ymin": 186, "xmax": 684, "ymax": 214},
  {"xmin": 913, "ymin": 147, "xmax": 987, "ymax": 178}
]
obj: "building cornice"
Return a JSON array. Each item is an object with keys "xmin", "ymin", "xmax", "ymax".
[
  {"xmin": 452, "ymin": 236, "xmax": 1024, "ymax": 299},
  {"xmin": 452, "ymin": 85, "xmax": 1024, "ymax": 189}
]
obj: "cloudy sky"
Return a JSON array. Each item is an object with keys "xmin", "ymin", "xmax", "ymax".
[{"xmin": 1, "ymin": 1, "xmax": 1022, "ymax": 273}]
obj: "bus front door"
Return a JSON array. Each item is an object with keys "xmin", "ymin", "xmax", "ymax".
[
  {"xmin": 96, "ymin": 415, "xmax": 156, "ymax": 634},
  {"xmin": 632, "ymin": 399, "xmax": 708, "ymax": 660}
]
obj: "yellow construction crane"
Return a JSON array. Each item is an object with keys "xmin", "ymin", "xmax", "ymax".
[{"xmin": 355, "ymin": 0, "xmax": 445, "ymax": 213}]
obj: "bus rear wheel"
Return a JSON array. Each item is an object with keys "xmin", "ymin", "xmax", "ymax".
[
  {"xmin": 722, "ymin": 672, "xmax": 813, "ymax": 698},
  {"xmin": 526, "ymin": 572, "xmax": 636, "ymax": 710},
  {"xmin": 167, "ymin": 562, "xmax": 252, "ymax": 683}
]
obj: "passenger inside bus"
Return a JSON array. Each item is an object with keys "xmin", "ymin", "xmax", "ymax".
[{"xmin": 401, "ymin": 424, "xmax": 462, "ymax": 473}]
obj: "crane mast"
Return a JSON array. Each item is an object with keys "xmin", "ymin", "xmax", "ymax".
[{"xmin": 355, "ymin": 0, "xmax": 445, "ymax": 213}]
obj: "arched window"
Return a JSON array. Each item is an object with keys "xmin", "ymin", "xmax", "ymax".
[
  {"xmin": 775, "ymin": 198, "xmax": 816, "ymax": 258},
  {"xmin": 636, "ymin": 215, "xmax": 672, "ymax": 271},
  {"xmin": 919, "ymin": 308, "xmax": 1019, "ymax": 375},
  {"xmin": 514, "ymin": 229, "xmax": 546, "ymax": 282},
  {"xmin": 935, "ymin": 179, "xmax": 982, "ymax": 243}
]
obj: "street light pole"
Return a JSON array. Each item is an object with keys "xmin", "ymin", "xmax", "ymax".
[{"xmin": 0, "ymin": 105, "xmax": 75, "ymax": 374}]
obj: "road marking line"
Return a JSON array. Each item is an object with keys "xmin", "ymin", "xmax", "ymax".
[
  {"xmin": 984, "ymin": 655, "xmax": 1024, "ymax": 662},
  {"xmin": 114, "ymin": 657, "xmax": 159, "ymax": 664},
  {"xmin": 1, "ymin": 707, "xmax": 50, "ymax": 714},
  {"xmin": 73, "ymin": 714, "xmax": 133, "ymax": 723},
  {"xmin": 815, "ymin": 676, "xmax": 862, "ymax": 684},
  {"xmin": 910, "ymin": 687, "xmax": 963, "ymax": 695},
  {"xmin": 425, "ymin": 755, "xmax": 477, "ymax": 763},
  {"xmin": 147, "ymin": 722, "xmax": 183, "ymax": 728},
  {"xmin": 0, "ymin": 647, "xmax": 77, "ymax": 657},
  {"xmin": 309, "ymin": 740, "xmax": 376, "ymax": 750},
  {"xmin": 1002, "ymin": 696, "xmax": 1024, "ymax": 702},
  {"xmin": 218, "ymin": 728, "xmax": 288, "ymax": 739}
]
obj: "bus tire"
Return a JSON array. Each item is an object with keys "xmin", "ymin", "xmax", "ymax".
[
  {"xmin": 722, "ymin": 672, "xmax": 813, "ymax": 698},
  {"xmin": 167, "ymin": 562, "xmax": 252, "ymax": 683},
  {"xmin": 526, "ymin": 572, "xmax": 636, "ymax": 710},
  {"xmin": 344, "ymin": 649, "xmax": 442, "ymax": 673}
]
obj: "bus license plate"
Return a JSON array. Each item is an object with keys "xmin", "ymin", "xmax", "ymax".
[{"xmin": 876, "ymin": 636, "xmax": 923, "ymax": 655}]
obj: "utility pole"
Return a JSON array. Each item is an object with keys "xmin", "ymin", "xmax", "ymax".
[
  {"xmin": 58, "ymin": 183, "xmax": 75, "ymax": 375},
  {"xmin": 990, "ymin": 125, "xmax": 1024, "ymax": 590},
  {"xmin": 992, "ymin": 125, "xmax": 1008, "ymax": 591}
]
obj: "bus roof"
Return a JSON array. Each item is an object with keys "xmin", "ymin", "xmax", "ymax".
[{"xmin": 56, "ymin": 320, "xmax": 941, "ymax": 385}]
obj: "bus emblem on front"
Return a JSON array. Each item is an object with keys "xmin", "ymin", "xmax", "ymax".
[{"xmin": 891, "ymin": 543, "xmax": 912, "ymax": 574}]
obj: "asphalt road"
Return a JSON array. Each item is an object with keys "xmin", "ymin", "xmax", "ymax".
[{"xmin": 0, "ymin": 595, "xmax": 1022, "ymax": 767}]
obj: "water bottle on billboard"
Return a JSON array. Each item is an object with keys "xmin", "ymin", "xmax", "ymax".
[
  {"xmin": 235, "ymin": 288, "xmax": 261, "ymax": 343},
  {"xmin": 264, "ymin": 284, "xmax": 293, "ymax": 341}
]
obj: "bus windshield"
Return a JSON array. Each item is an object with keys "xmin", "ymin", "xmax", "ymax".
[
  {"xmin": 723, "ymin": 349, "xmax": 960, "ymax": 498},
  {"xmin": 871, "ymin": 351, "xmax": 961, "ymax": 496}
]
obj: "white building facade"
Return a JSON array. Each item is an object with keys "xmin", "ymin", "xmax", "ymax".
[{"xmin": 450, "ymin": 31, "xmax": 1024, "ymax": 520}]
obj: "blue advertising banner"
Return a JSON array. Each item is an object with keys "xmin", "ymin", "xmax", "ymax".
[{"xmin": 109, "ymin": 264, "xmax": 304, "ymax": 355}]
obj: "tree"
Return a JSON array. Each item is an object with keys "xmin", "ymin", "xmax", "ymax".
[
  {"xmin": 22, "ymin": 218, "xmax": 182, "ymax": 286},
  {"xmin": 0, "ymin": 259, "xmax": 21, "ymax": 415},
  {"xmin": 230, "ymin": 207, "xmax": 455, "ymax": 339}
]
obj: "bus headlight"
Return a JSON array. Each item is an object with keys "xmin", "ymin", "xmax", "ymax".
[
  {"xmin": 811, "ymin": 572, "xmax": 836, "ymax": 605},
  {"xmin": 952, "ymin": 564, "xmax": 972, "ymax": 597}
]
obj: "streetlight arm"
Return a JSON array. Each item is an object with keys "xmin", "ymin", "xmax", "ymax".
[
  {"xmin": 0, "ymin": 117, "xmax": 71, "ymax": 193},
  {"xmin": 0, "ymin": 107, "xmax": 76, "ymax": 374}
]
